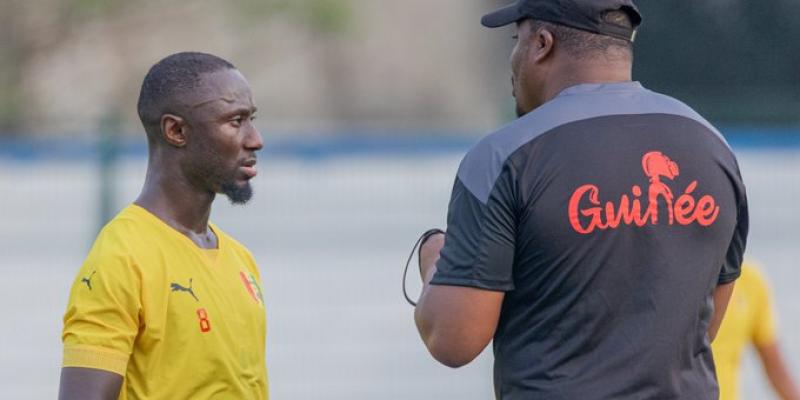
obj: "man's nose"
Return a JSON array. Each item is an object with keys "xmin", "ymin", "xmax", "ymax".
[{"xmin": 245, "ymin": 125, "xmax": 264, "ymax": 151}]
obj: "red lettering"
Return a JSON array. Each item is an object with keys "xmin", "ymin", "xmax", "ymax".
[
  {"xmin": 695, "ymin": 195, "xmax": 719, "ymax": 226},
  {"xmin": 605, "ymin": 196, "xmax": 625, "ymax": 228},
  {"xmin": 674, "ymin": 181, "xmax": 697, "ymax": 225},
  {"xmin": 197, "ymin": 308, "xmax": 211, "ymax": 333},
  {"xmin": 605, "ymin": 194, "xmax": 644, "ymax": 228},
  {"xmin": 631, "ymin": 185, "xmax": 648, "ymax": 226},
  {"xmin": 569, "ymin": 185, "xmax": 601, "ymax": 234},
  {"xmin": 567, "ymin": 160, "xmax": 720, "ymax": 234}
]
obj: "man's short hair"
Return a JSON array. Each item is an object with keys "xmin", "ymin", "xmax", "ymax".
[
  {"xmin": 137, "ymin": 52, "xmax": 236, "ymax": 141},
  {"xmin": 533, "ymin": 10, "xmax": 634, "ymax": 60}
]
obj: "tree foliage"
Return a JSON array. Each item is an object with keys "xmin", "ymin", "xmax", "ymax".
[{"xmin": 634, "ymin": 1, "xmax": 800, "ymax": 124}]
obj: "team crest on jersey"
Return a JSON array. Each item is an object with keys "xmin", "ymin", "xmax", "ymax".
[
  {"xmin": 240, "ymin": 271, "xmax": 264, "ymax": 306},
  {"xmin": 568, "ymin": 151, "xmax": 720, "ymax": 234}
]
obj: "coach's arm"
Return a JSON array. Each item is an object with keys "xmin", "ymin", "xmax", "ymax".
[
  {"xmin": 59, "ymin": 367, "xmax": 122, "ymax": 400},
  {"xmin": 414, "ymin": 233, "xmax": 504, "ymax": 368}
]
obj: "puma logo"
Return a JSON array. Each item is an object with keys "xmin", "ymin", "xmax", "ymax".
[
  {"xmin": 171, "ymin": 279, "xmax": 199, "ymax": 302},
  {"xmin": 81, "ymin": 271, "xmax": 96, "ymax": 290}
]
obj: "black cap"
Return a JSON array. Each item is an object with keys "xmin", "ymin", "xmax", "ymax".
[{"xmin": 481, "ymin": 0, "xmax": 642, "ymax": 42}]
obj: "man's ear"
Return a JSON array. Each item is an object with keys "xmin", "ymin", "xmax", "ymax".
[
  {"xmin": 532, "ymin": 26, "xmax": 556, "ymax": 64},
  {"xmin": 161, "ymin": 114, "xmax": 188, "ymax": 148}
]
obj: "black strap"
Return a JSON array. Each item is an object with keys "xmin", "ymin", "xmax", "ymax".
[{"xmin": 402, "ymin": 228, "xmax": 445, "ymax": 307}]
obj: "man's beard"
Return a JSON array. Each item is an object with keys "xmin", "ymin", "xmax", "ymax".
[
  {"xmin": 221, "ymin": 181, "xmax": 253, "ymax": 205},
  {"xmin": 516, "ymin": 102, "xmax": 528, "ymax": 118}
]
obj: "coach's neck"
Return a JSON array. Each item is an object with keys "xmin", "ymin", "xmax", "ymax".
[{"xmin": 542, "ymin": 52, "xmax": 633, "ymax": 105}]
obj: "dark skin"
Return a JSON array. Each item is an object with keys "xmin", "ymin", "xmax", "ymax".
[
  {"xmin": 137, "ymin": 68, "xmax": 263, "ymax": 247},
  {"xmin": 58, "ymin": 68, "xmax": 263, "ymax": 400},
  {"xmin": 415, "ymin": 20, "xmax": 734, "ymax": 368},
  {"xmin": 757, "ymin": 341, "xmax": 800, "ymax": 400}
]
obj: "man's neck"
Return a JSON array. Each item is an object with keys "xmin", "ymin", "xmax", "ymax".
[
  {"xmin": 134, "ymin": 163, "xmax": 217, "ymax": 249},
  {"xmin": 542, "ymin": 61, "xmax": 633, "ymax": 105}
]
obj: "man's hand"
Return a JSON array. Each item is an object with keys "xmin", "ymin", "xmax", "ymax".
[
  {"xmin": 414, "ymin": 231, "xmax": 504, "ymax": 368},
  {"xmin": 419, "ymin": 232, "xmax": 445, "ymax": 284}
]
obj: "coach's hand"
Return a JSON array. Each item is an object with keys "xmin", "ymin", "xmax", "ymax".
[
  {"xmin": 419, "ymin": 232, "xmax": 445, "ymax": 283},
  {"xmin": 414, "ymin": 229, "xmax": 504, "ymax": 368}
]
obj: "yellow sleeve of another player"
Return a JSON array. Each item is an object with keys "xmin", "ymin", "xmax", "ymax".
[
  {"xmin": 62, "ymin": 225, "xmax": 141, "ymax": 376},
  {"xmin": 749, "ymin": 266, "xmax": 777, "ymax": 347}
]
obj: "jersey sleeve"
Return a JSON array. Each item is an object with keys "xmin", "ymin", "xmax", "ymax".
[
  {"xmin": 62, "ymin": 227, "xmax": 141, "ymax": 376},
  {"xmin": 718, "ymin": 167, "xmax": 748, "ymax": 285},
  {"xmin": 430, "ymin": 165, "xmax": 517, "ymax": 292},
  {"xmin": 750, "ymin": 268, "xmax": 777, "ymax": 346}
]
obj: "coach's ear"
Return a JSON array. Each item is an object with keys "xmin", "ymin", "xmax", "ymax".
[
  {"xmin": 161, "ymin": 114, "xmax": 188, "ymax": 148},
  {"xmin": 532, "ymin": 25, "xmax": 556, "ymax": 64}
]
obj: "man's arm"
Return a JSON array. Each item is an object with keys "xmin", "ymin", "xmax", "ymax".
[
  {"xmin": 708, "ymin": 282, "xmax": 735, "ymax": 342},
  {"xmin": 59, "ymin": 367, "xmax": 123, "ymax": 400},
  {"xmin": 756, "ymin": 340, "xmax": 800, "ymax": 399},
  {"xmin": 414, "ymin": 233, "xmax": 504, "ymax": 368},
  {"xmin": 61, "ymin": 236, "xmax": 139, "ymax": 400}
]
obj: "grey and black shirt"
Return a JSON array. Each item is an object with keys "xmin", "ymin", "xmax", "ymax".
[{"xmin": 431, "ymin": 82, "xmax": 748, "ymax": 400}]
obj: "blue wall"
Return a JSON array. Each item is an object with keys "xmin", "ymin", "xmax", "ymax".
[{"xmin": 1, "ymin": 127, "xmax": 798, "ymax": 162}]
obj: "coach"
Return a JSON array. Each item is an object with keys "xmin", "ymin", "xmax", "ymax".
[{"xmin": 413, "ymin": 1, "xmax": 748, "ymax": 399}]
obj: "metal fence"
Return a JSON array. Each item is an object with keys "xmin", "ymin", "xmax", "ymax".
[{"xmin": 1, "ymin": 133, "xmax": 798, "ymax": 399}]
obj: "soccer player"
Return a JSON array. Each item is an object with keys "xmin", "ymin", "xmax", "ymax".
[
  {"xmin": 59, "ymin": 52, "xmax": 268, "ymax": 400},
  {"xmin": 713, "ymin": 263, "xmax": 800, "ymax": 400},
  {"xmin": 413, "ymin": 0, "xmax": 748, "ymax": 398}
]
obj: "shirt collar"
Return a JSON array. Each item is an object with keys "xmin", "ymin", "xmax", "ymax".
[{"xmin": 556, "ymin": 81, "xmax": 644, "ymax": 98}]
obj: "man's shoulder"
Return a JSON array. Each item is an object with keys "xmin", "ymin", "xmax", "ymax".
[
  {"xmin": 465, "ymin": 82, "xmax": 711, "ymax": 151},
  {"xmin": 73, "ymin": 207, "xmax": 152, "ymax": 285},
  {"xmin": 636, "ymin": 88, "xmax": 725, "ymax": 138},
  {"xmin": 105, "ymin": 203, "xmax": 163, "ymax": 230},
  {"xmin": 212, "ymin": 224, "xmax": 257, "ymax": 261},
  {"xmin": 457, "ymin": 83, "xmax": 731, "ymax": 203},
  {"xmin": 92, "ymin": 206, "xmax": 149, "ymax": 248},
  {"xmin": 215, "ymin": 228, "xmax": 261, "ymax": 279},
  {"xmin": 455, "ymin": 115, "xmax": 541, "ymax": 204},
  {"xmin": 89, "ymin": 205, "xmax": 175, "ymax": 264}
]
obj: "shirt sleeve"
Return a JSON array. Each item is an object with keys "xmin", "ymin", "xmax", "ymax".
[
  {"xmin": 750, "ymin": 268, "xmax": 777, "ymax": 346},
  {"xmin": 62, "ymin": 228, "xmax": 141, "ymax": 376},
  {"xmin": 718, "ymin": 167, "xmax": 748, "ymax": 285},
  {"xmin": 430, "ymin": 165, "xmax": 517, "ymax": 292}
]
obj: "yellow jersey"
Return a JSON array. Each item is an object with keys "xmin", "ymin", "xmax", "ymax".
[
  {"xmin": 62, "ymin": 204, "xmax": 268, "ymax": 400},
  {"xmin": 712, "ymin": 264, "xmax": 776, "ymax": 400}
]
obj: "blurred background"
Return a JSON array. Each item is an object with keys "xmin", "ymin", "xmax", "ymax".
[{"xmin": 0, "ymin": 0, "xmax": 798, "ymax": 399}]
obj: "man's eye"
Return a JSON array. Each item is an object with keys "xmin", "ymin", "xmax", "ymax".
[
  {"xmin": 230, "ymin": 117, "xmax": 243, "ymax": 126},
  {"xmin": 250, "ymin": 115, "xmax": 257, "ymax": 121}
]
